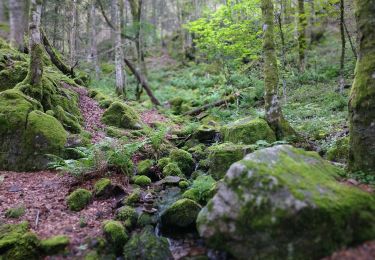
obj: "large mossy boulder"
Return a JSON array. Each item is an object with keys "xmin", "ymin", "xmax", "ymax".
[
  {"xmin": 221, "ymin": 117, "xmax": 276, "ymax": 144},
  {"xmin": 197, "ymin": 145, "xmax": 375, "ymax": 259},
  {"xmin": 103, "ymin": 220, "xmax": 128, "ymax": 256},
  {"xmin": 161, "ymin": 198, "xmax": 202, "ymax": 228},
  {"xmin": 123, "ymin": 226, "xmax": 172, "ymax": 260},
  {"xmin": 0, "ymin": 222, "xmax": 41, "ymax": 260},
  {"xmin": 102, "ymin": 101, "xmax": 142, "ymax": 130},
  {"xmin": 169, "ymin": 149, "xmax": 195, "ymax": 176},
  {"xmin": 0, "ymin": 89, "xmax": 68, "ymax": 171},
  {"xmin": 207, "ymin": 142, "xmax": 254, "ymax": 180}
]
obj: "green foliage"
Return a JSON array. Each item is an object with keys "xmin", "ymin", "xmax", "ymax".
[
  {"xmin": 182, "ymin": 175, "xmax": 216, "ymax": 204},
  {"xmin": 5, "ymin": 205, "xmax": 26, "ymax": 219},
  {"xmin": 40, "ymin": 235, "xmax": 70, "ymax": 255},
  {"xmin": 116, "ymin": 206, "xmax": 138, "ymax": 227},
  {"xmin": 102, "ymin": 220, "xmax": 128, "ymax": 256}
]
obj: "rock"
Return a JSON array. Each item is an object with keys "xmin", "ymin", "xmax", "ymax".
[
  {"xmin": 161, "ymin": 198, "xmax": 202, "ymax": 228},
  {"xmin": 157, "ymin": 157, "xmax": 171, "ymax": 170},
  {"xmin": 221, "ymin": 117, "xmax": 276, "ymax": 145},
  {"xmin": 182, "ymin": 175, "xmax": 216, "ymax": 205},
  {"xmin": 93, "ymin": 178, "xmax": 112, "ymax": 198},
  {"xmin": 123, "ymin": 226, "xmax": 172, "ymax": 260},
  {"xmin": 40, "ymin": 235, "xmax": 70, "ymax": 255},
  {"xmin": 155, "ymin": 176, "xmax": 183, "ymax": 186},
  {"xmin": 137, "ymin": 160, "xmax": 154, "ymax": 175},
  {"xmin": 193, "ymin": 125, "xmax": 220, "ymax": 143},
  {"xmin": 123, "ymin": 188, "xmax": 142, "ymax": 206},
  {"xmin": 207, "ymin": 142, "xmax": 254, "ymax": 179},
  {"xmin": 134, "ymin": 176, "xmax": 152, "ymax": 187},
  {"xmin": 169, "ymin": 149, "xmax": 195, "ymax": 176},
  {"xmin": 103, "ymin": 220, "xmax": 128, "ymax": 256},
  {"xmin": 178, "ymin": 180, "xmax": 189, "ymax": 189},
  {"xmin": 66, "ymin": 188, "xmax": 92, "ymax": 211},
  {"xmin": 197, "ymin": 145, "xmax": 375, "ymax": 259},
  {"xmin": 162, "ymin": 162, "xmax": 183, "ymax": 177},
  {"xmin": 0, "ymin": 90, "xmax": 68, "ymax": 171},
  {"xmin": 0, "ymin": 222, "xmax": 41, "ymax": 259},
  {"xmin": 116, "ymin": 206, "xmax": 138, "ymax": 228},
  {"xmin": 102, "ymin": 101, "xmax": 142, "ymax": 130}
]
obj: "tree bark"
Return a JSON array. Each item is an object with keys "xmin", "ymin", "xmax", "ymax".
[
  {"xmin": 297, "ymin": 0, "xmax": 306, "ymax": 72},
  {"xmin": 348, "ymin": 0, "xmax": 375, "ymax": 174},
  {"xmin": 261, "ymin": 0, "xmax": 296, "ymax": 140},
  {"xmin": 113, "ymin": 0, "xmax": 126, "ymax": 97},
  {"xmin": 89, "ymin": 1, "xmax": 100, "ymax": 80},
  {"xmin": 9, "ymin": 0, "xmax": 29, "ymax": 51},
  {"xmin": 339, "ymin": 0, "xmax": 346, "ymax": 92}
]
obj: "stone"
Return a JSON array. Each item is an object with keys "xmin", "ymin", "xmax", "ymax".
[{"xmin": 161, "ymin": 198, "xmax": 202, "ymax": 228}]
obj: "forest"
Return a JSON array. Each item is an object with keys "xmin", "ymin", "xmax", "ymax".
[{"xmin": 0, "ymin": 0, "xmax": 374, "ymax": 259}]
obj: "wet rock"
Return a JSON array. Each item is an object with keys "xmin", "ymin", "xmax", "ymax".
[
  {"xmin": 161, "ymin": 199, "xmax": 202, "ymax": 228},
  {"xmin": 197, "ymin": 145, "xmax": 375, "ymax": 259},
  {"xmin": 155, "ymin": 176, "xmax": 183, "ymax": 186}
]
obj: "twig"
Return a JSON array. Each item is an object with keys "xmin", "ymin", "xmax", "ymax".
[{"xmin": 35, "ymin": 210, "xmax": 40, "ymax": 229}]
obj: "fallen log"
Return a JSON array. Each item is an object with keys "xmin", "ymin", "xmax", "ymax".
[
  {"xmin": 41, "ymin": 29, "xmax": 75, "ymax": 78},
  {"xmin": 184, "ymin": 92, "xmax": 240, "ymax": 116},
  {"xmin": 123, "ymin": 58, "xmax": 161, "ymax": 106}
]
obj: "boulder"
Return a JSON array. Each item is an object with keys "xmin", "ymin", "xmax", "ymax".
[
  {"xmin": 0, "ymin": 90, "xmax": 68, "ymax": 171},
  {"xmin": 169, "ymin": 149, "xmax": 195, "ymax": 176},
  {"xmin": 123, "ymin": 226, "xmax": 172, "ymax": 260},
  {"xmin": 207, "ymin": 142, "xmax": 254, "ymax": 179},
  {"xmin": 221, "ymin": 117, "xmax": 276, "ymax": 145},
  {"xmin": 102, "ymin": 101, "xmax": 142, "ymax": 129},
  {"xmin": 161, "ymin": 198, "xmax": 202, "ymax": 228},
  {"xmin": 103, "ymin": 220, "xmax": 128, "ymax": 256},
  {"xmin": 66, "ymin": 188, "xmax": 92, "ymax": 211},
  {"xmin": 197, "ymin": 145, "xmax": 375, "ymax": 259}
]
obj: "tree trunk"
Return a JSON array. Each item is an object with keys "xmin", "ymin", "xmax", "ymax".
[
  {"xmin": 339, "ymin": 0, "xmax": 346, "ymax": 92},
  {"xmin": 261, "ymin": 0, "xmax": 296, "ymax": 140},
  {"xmin": 348, "ymin": 0, "xmax": 375, "ymax": 174},
  {"xmin": 297, "ymin": 0, "xmax": 306, "ymax": 72},
  {"xmin": 69, "ymin": 0, "xmax": 77, "ymax": 67},
  {"xmin": 89, "ymin": 1, "xmax": 100, "ymax": 80},
  {"xmin": 113, "ymin": 0, "xmax": 126, "ymax": 97},
  {"xmin": 8, "ymin": 0, "xmax": 29, "ymax": 51},
  {"xmin": 0, "ymin": 1, "xmax": 6, "ymax": 23}
]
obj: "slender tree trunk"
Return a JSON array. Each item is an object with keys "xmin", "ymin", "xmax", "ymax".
[
  {"xmin": 339, "ymin": 0, "xmax": 346, "ymax": 92},
  {"xmin": 261, "ymin": 0, "xmax": 296, "ymax": 140},
  {"xmin": 69, "ymin": 0, "xmax": 77, "ymax": 67},
  {"xmin": 344, "ymin": 21, "xmax": 357, "ymax": 60},
  {"xmin": 89, "ymin": 1, "xmax": 100, "ymax": 80},
  {"xmin": 113, "ymin": 0, "xmax": 126, "ymax": 97},
  {"xmin": 297, "ymin": 0, "xmax": 306, "ymax": 72},
  {"xmin": 277, "ymin": 6, "xmax": 287, "ymax": 103},
  {"xmin": 9, "ymin": 0, "xmax": 29, "ymax": 51},
  {"xmin": 348, "ymin": 0, "xmax": 375, "ymax": 174}
]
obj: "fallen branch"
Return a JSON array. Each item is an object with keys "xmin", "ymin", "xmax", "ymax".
[
  {"xmin": 41, "ymin": 29, "xmax": 75, "ymax": 78},
  {"xmin": 124, "ymin": 58, "xmax": 161, "ymax": 106},
  {"xmin": 184, "ymin": 93, "xmax": 240, "ymax": 116}
]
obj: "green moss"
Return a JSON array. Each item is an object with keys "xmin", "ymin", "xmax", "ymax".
[
  {"xmin": 0, "ymin": 222, "xmax": 41, "ymax": 260},
  {"xmin": 102, "ymin": 101, "xmax": 142, "ymax": 130},
  {"xmin": 123, "ymin": 226, "xmax": 172, "ymax": 260},
  {"xmin": 179, "ymin": 181, "xmax": 190, "ymax": 189},
  {"xmin": 169, "ymin": 149, "xmax": 195, "ymax": 176},
  {"xmin": 40, "ymin": 235, "xmax": 69, "ymax": 255},
  {"xmin": 182, "ymin": 175, "xmax": 216, "ymax": 204},
  {"xmin": 221, "ymin": 117, "xmax": 276, "ymax": 145},
  {"xmin": 137, "ymin": 160, "xmax": 154, "ymax": 175},
  {"xmin": 53, "ymin": 105, "xmax": 81, "ymax": 133},
  {"xmin": 124, "ymin": 189, "xmax": 141, "ymax": 206},
  {"xmin": 207, "ymin": 142, "xmax": 254, "ymax": 179},
  {"xmin": 93, "ymin": 178, "xmax": 112, "ymax": 197},
  {"xmin": 5, "ymin": 206, "xmax": 26, "ymax": 219},
  {"xmin": 162, "ymin": 162, "xmax": 183, "ymax": 177},
  {"xmin": 67, "ymin": 188, "xmax": 92, "ymax": 211},
  {"xmin": 157, "ymin": 157, "xmax": 172, "ymax": 170},
  {"xmin": 0, "ymin": 61, "xmax": 28, "ymax": 91},
  {"xmin": 103, "ymin": 220, "xmax": 128, "ymax": 256},
  {"xmin": 98, "ymin": 99, "xmax": 113, "ymax": 109},
  {"xmin": 161, "ymin": 198, "xmax": 202, "ymax": 228},
  {"xmin": 134, "ymin": 176, "xmax": 152, "ymax": 187},
  {"xmin": 137, "ymin": 213, "xmax": 156, "ymax": 227},
  {"xmin": 327, "ymin": 137, "xmax": 349, "ymax": 163},
  {"xmin": 116, "ymin": 206, "xmax": 138, "ymax": 228}
]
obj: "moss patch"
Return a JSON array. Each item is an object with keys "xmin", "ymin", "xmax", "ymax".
[
  {"xmin": 134, "ymin": 176, "xmax": 152, "ymax": 187},
  {"xmin": 161, "ymin": 198, "xmax": 202, "ymax": 228},
  {"xmin": 40, "ymin": 235, "xmax": 70, "ymax": 255},
  {"xmin": 67, "ymin": 189, "xmax": 92, "ymax": 211},
  {"xmin": 169, "ymin": 149, "xmax": 195, "ymax": 176},
  {"xmin": 102, "ymin": 101, "xmax": 142, "ymax": 130},
  {"xmin": 103, "ymin": 220, "xmax": 128, "ymax": 256}
]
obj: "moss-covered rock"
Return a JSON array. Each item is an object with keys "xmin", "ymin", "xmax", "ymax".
[
  {"xmin": 137, "ymin": 160, "xmax": 154, "ymax": 175},
  {"xmin": 197, "ymin": 145, "xmax": 375, "ymax": 259},
  {"xmin": 134, "ymin": 176, "xmax": 152, "ymax": 187},
  {"xmin": 102, "ymin": 101, "xmax": 142, "ymax": 130},
  {"xmin": 0, "ymin": 89, "xmax": 68, "ymax": 171},
  {"xmin": 162, "ymin": 162, "xmax": 183, "ymax": 177},
  {"xmin": 193, "ymin": 124, "xmax": 220, "ymax": 143},
  {"xmin": 207, "ymin": 142, "xmax": 254, "ymax": 180},
  {"xmin": 40, "ymin": 235, "xmax": 69, "ymax": 255},
  {"xmin": 123, "ymin": 226, "xmax": 172, "ymax": 260},
  {"xmin": 102, "ymin": 220, "xmax": 128, "ymax": 256},
  {"xmin": 182, "ymin": 175, "xmax": 216, "ymax": 205},
  {"xmin": 124, "ymin": 188, "xmax": 141, "ymax": 206},
  {"xmin": 53, "ymin": 105, "xmax": 81, "ymax": 134},
  {"xmin": 137, "ymin": 213, "xmax": 157, "ymax": 227},
  {"xmin": 93, "ymin": 178, "xmax": 112, "ymax": 198},
  {"xmin": 157, "ymin": 157, "xmax": 172, "ymax": 170},
  {"xmin": 5, "ymin": 205, "xmax": 26, "ymax": 219},
  {"xmin": 116, "ymin": 206, "xmax": 138, "ymax": 228},
  {"xmin": 0, "ymin": 222, "xmax": 41, "ymax": 260},
  {"xmin": 327, "ymin": 137, "xmax": 349, "ymax": 163},
  {"xmin": 179, "ymin": 180, "xmax": 190, "ymax": 189},
  {"xmin": 221, "ymin": 117, "xmax": 276, "ymax": 145},
  {"xmin": 161, "ymin": 198, "xmax": 202, "ymax": 228},
  {"xmin": 0, "ymin": 61, "xmax": 28, "ymax": 91},
  {"xmin": 66, "ymin": 188, "xmax": 92, "ymax": 211},
  {"xmin": 169, "ymin": 149, "xmax": 195, "ymax": 176}
]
